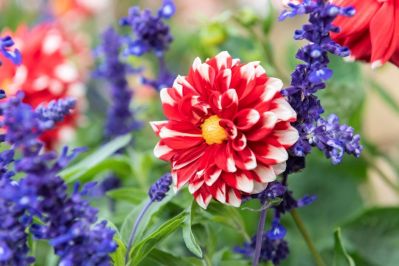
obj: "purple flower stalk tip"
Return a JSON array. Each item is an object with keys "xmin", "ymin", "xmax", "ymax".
[
  {"xmin": 119, "ymin": 1, "xmax": 176, "ymax": 90},
  {"xmin": 95, "ymin": 27, "xmax": 142, "ymax": 138},
  {"xmin": 148, "ymin": 173, "xmax": 173, "ymax": 202},
  {"xmin": 120, "ymin": 2, "xmax": 174, "ymax": 57},
  {"xmin": 281, "ymin": 0, "xmax": 361, "ymax": 170}
]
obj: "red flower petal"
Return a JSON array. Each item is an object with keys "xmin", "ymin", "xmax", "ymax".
[
  {"xmin": 233, "ymin": 146, "xmax": 257, "ymax": 171},
  {"xmin": 234, "ymin": 108, "xmax": 260, "ymax": 130},
  {"xmin": 215, "ymin": 144, "xmax": 237, "ymax": 172}
]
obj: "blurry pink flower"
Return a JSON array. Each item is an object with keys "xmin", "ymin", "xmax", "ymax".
[{"xmin": 0, "ymin": 23, "xmax": 87, "ymax": 148}]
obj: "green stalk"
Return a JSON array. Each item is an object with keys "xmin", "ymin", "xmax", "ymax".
[
  {"xmin": 290, "ymin": 209, "xmax": 327, "ymax": 266},
  {"xmin": 363, "ymin": 152, "xmax": 399, "ymax": 194}
]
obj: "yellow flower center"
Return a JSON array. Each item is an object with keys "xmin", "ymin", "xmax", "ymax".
[{"xmin": 201, "ymin": 115, "xmax": 228, "ymax": 145}]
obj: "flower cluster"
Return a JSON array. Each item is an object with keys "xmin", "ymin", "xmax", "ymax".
[
  {"xmin": 120, "ymin": 0, "xmax": 176, "ymax": 90},
  {"xmin": 0, "ymin": 173, "xmax": 35, "ymax": 265},
  {"xmin": 120, "ymin": 0, "xmax": 175, "ymax": 57},
  {"xmin": 0, "ymin": 92, "xmax": 116, "ymax": 265},
  {"xmin": 280, "ymin": 0, "xmax": 362, "ymax": 170},
  {"xmin": 95, "ymin": 27, "xmax": 141, "ymax": 138},
  {"xmin": 234, "ymin": 233, "xmax": 289, "ymax": 265},
  {"xmin": 0, "ymin": 39, "xmax": 31, "ymax": 265}
]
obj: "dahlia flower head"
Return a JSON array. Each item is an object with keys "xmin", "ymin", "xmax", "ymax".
[
  {"xmin": 331, "ymin": 0, "xmax": 399, "ymax": 68},
  {"xmin": 151, "ymin": 51, "xmax": 299, "ymax": 208},
  {"xmin": 0, "ymin": 23, "xmax": 87, "ymax": 148}
]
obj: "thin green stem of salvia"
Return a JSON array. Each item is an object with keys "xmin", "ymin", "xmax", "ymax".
[
  {"xmin": 290, "ymin": 209, "xmax": 326, "ymax": 266},
  {"xmin": 125, "ymin": 199, "xmax": 153, "ymax": 265},
  {"xmin": 363, "ymin": 152, "xmax": 399, "ymax": 194},
  {"xmin": 252, "ymin": 208, "xmax": 268, "ymax": 266}
]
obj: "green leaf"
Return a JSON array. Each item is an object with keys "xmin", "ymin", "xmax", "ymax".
[
  {"xmin": 333, "ymin": 228, "xmax": 355, "ymax": 266},
  {"xmin": 60, "ymin": 134, "xmax": 132, "ymax": 183},
  {"xmin": 262, "ymin": 0, "xmax": 275, "ymax": 35},
  {"xmin": 320, "ymin": 55, "xmax": 364, "ymax": 123},
  {"xmin": 368, "ymin": 79, "xmax": 399, "ymax": 115},
  {"xmin": 205, "ymin": 203, "xmax": 249, "ymax": 240},
  {"xmin": 107, "ymin": 188, "xmax": 147, "ymax": 205},
  {"xmin": 71, "ymin": 156, "xmax": 131, "ymax": 184},
  {"xmin": 111, "ymin": 237, "xmax": 127, "ymax": 266},
  {"xmin": 120, "ymin": 192, "xmax": 175, "ymax": 246},
  {"xmin": 283, "ymin": 152, "xmax": 365, "ymax": 266},
  {"xmin": 341, "ymin": 207, "xmax": 399, "ymax": 266},
  {"xmin": 183, "ymin": 201, "xmax": 203, "ymax": 258},
  {"xmin": 127, "ymin": 211, "xmax": 187, "ymax": 266},
  {"xmin": 143, "ymin": 249, "xmax": 204, "ymax": 266}
]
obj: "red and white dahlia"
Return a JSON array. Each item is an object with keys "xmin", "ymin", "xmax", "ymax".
[
  {"xmin": 331, "ymin": 0, "xmax": 399, "ymax": 68},
  {"xmin": 151, "ymin": 51, "xmax": 298, "ymax": 208},
  {"xmin": 0, "ymin": 23, "xmax": 87, "ymax": 148}
]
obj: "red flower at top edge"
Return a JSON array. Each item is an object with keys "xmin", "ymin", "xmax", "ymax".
[
  {"xmin": 331, "ymin": 0, "xmax": 399, "ymax": 68},
  {"xmin": 151, "ymin": 51, "xmax": 298, "ymax": 208}
]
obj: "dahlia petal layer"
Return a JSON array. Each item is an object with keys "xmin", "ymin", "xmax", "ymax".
[{"xmin": 151, "ymin": 51, "xmax": 298, "ymax": 208}]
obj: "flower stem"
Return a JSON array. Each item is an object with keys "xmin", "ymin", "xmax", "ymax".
[
  {"xmin": 290, "ymin": 209, "xmax": 326, "ymax": 266},
  {"xmin": 125, "ymin": 199, "xmax": 153, "ymax": 265},
  {"xmin": 363, "ymin": 152, "xmax": 399, "ymax": 194},
  {"xmin": 252, "ymin": 208, "xmax": 268, "ymax": 266}
]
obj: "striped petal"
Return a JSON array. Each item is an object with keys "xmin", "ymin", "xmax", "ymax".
[{"xmin": 235, "ymin": 109, "xmax": 260, "ymax": 130}]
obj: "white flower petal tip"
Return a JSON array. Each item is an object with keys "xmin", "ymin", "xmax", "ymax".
[
  {"xmin": 371, "ymin": 60, "xmax": 383, "ymax": 70},
  {"xmin": 343, "ymin": 56, "xmax": 355, "ymax": 63},
  {"xmin": 195, "ymin": 194, "xmax": 212, "ymax": 209}
]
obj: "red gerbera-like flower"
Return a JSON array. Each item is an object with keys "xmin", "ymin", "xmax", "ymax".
[
  {"xmin": 0, "ymin": 23, "xmax": 87, "ymax": 148},
  {"xmin": 331, "ymin": 0, "xmax": 399, "ymax": 68},
  {"xmin": 151, "ymin": 51, "xmax": 298, "ymax": 208}
]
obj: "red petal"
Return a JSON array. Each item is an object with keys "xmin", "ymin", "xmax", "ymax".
[
  {"xmin": 269, "ymin": 96, "xmax": 297, "ymax": 122},
  {"xmin": 234, "ymin": 108, "xmax": 260, "ymax": 130},
  {"xmin": 207, "ymin": 179, "xmax": 227, "ymax": 203},
  {"xmin": 194, "ymin": 188, "xmax": 212, "ymax": 209},
  {"xmin": 150, "ymin": 121, "xmax": 168, "ymax": 136},
  {"xmin": 204, "ymin": 165, "xmax": 222, "ymax": 186},
  {"xmin": 159, "ymin": 122, "xmax": 203, "ymax": 149},
  {"xmin": 253, "ymin": 164, "xmax": 277, "ymax": 183},
  {"xmin": 172, "ymin": 144, "xmax": 207, "ymax": 169},
  {"xmin": 232, "ymin": 132, "xmax": 247, "ymax": 151},
  {"xmin": 233, "ymin": 146, "xmax": 257, "ymax": 171},
  {"xmin": 252, "ymin": 144, "xmax": 288, "ymax": 165},
  {"xmin": 219, "ymin": 119, "xmax": 238, "ymax": 139},
  {"xmin": 220, "ymin": 89, "xmax": 238, "ymax": 118},
  {"xmin": 173, "ymin": 160, "xmax": 200, "ymax": 190},
  {"xmin": 245, "ymin": 112, "xmax": 278, "ymax": 141},
  {"xmin": 332, "ymin": 0, "xmax": 379, "ymax": 39},
  {"xmin": 235, "ymin": 171, "xmax": 254, "ymax": 193},
  {"xmin": 369, "ymin": 1, "xmax": 399, "ymax": 64},
  {"xmin": 225, "ymin": 188, "xmax": 241, "ymax": 207},
  {"xmin": 215, "ymin": 144, "xmax": 237, "ymax": 172},
  {"xmin": 270, "ymin": 122, "xmax": 299, "ymax": 148}
]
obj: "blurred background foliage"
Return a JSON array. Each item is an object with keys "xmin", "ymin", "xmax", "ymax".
[{"xmin": 1, "ymin": 0, "xmax": 399, "ymax": 265}]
